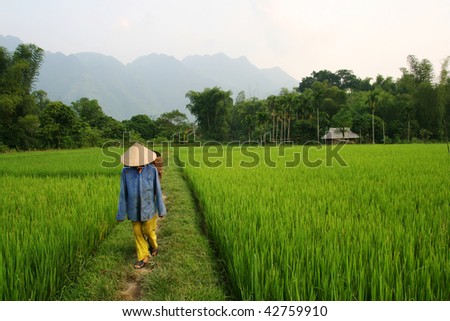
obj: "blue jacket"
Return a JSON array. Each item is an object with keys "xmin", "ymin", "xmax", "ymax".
[{"xmin": 116, "ymin": 164, "xmax": 166, "ymax": 222}]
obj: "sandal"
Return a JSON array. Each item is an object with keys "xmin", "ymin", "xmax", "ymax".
[
  {"xmin": 134, "ymin": 260, "xmax": 147, "ymax": 269},
  {"xmin": 151, "ymin": 247, "xmax": 159, "ymax": 256}
]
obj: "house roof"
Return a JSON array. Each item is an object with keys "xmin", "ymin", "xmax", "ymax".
[{"xmin": 322, "ymin": 127, "xmax": 359, "ymax": 140}]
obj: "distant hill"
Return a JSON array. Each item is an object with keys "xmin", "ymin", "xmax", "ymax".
[
  {"xmin": 0, "ymin": 35, "xmax": 22, "ymax": 51},
  {"xmin": 182, "ymin": 54, "xmax": 296, "ymax": 98},
  {"xmin": 0, "ymin": 35, "xmax": 299, "ymax": 120}
]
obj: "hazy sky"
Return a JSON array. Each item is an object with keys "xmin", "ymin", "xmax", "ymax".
[{"xmin": 1, "ymin": 0, "xmax": 449, "ymax": 80}]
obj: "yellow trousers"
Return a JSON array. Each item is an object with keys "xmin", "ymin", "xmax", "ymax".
[{"xmin": 132, "ymin": 215, "xmax": 158, "ymax": 261}]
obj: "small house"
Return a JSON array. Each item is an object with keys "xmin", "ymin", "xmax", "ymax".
[{"xmin": 321, "ymin": 127, "xmax": 359, "ymax": 144}]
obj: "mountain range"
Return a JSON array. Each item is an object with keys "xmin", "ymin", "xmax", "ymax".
[{"xmin": 1, "ymin": 35, "xmax": 299, "ymax": 120}]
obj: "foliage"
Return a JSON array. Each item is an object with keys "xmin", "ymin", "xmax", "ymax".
[
  {"xmin": 122, "ymin": 114, "xmax": 157, "ymax": 141},
  {"xmin": 40, "ymin": 101, "xmax": 80, "ymax": 148},
  {"xmin": 331, "ymin": 107, "xmax": 353, "ymax": 136},
  {"xmin": 299, "ymin": 69, "xmax": 363, "ymax": 92},
  {"xmin": 72, "ymin": 98, "xmax": 107, "ymax": 128},
  {"xmin": 186, "ymin": 87, "xmax": 233, "ymax": 141},
  {"xmin": 154, "ymin": 109, "xmax": 190, "ymax": 141},
  {"xmin": 2, "ymin": 41, "xmax": 450, "ymax": 149},
  {"xmin": 220, "ymin": 59, "xmax": 450, "ymax": 144},
  {"xmin": 0, "ymin": 44, "xmax": 44, "ymax": 149}
]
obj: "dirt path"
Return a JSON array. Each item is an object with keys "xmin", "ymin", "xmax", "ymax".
[
  {"xmin": 117, "ymin": 194, "xmax": 167, "ymax": 300},
  {"xmin": 118, "ymin": 268, "xmax": 152, "ymax": 300},
  {"xmin": 61, "ymin": 165, "xmax": 227, "ymax": 301}
]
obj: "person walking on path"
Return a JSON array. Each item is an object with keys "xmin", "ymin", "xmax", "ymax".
[{"xmin": 116, "ymin": 142, "xmax": 166, "ymax": 269}]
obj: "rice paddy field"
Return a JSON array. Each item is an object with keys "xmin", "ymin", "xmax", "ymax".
[
  {"xmin": 0, "ymin": 149, "xmax": 121, "ymax": 300},
  {"xmin": 0, "ymin": 144, "xmax": 449, "ymax": 301},
  {"xmin": 182, "ymin": 144, "xmax": 450, "ymax": 300}
]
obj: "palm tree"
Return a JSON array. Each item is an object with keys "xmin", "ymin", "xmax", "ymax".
[
  {"xmin": 311, "ymin": 82, "xmax": 325, "ymax": 143},
  {"xmin": 267, "ymin": 95, "xmax": 277, "ymax": 143},
  {"xmin": 275, "ymin": 98, "xmax": 284, "ymax": 143},
  {"xmin": 313, "ymin": 91, "xmax": 323, "ymax": 143},
  {"xmin": 285, "ymin": 91, "xmax": 299, "ymax": 142},
  {"xmin": 278, "ymin": 89, "xmax": 299, "ymax": 143},
  {"xmin": 366, "ymin": 90, "xmax": 379, "ymax": 144},
  {"xmin": 256, "ymin": 100, "xmax": 271, "ymax": 143},
  {"xmin": 278, "ymin": 90, "xmax": 287, "ymax": 142}
]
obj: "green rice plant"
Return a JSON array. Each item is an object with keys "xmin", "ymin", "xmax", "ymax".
[
  {"xmin": 0, "ymin": 148, "xmax": 120, "ymax": 300},
  {"xmin": 0, "ymin": 148, "xmax": 122, "ymax": 178},
  {"xmin": 182, "ymin": 144, "xmax": 450, "ymax": 300}
]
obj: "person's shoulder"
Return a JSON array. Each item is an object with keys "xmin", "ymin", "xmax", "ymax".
[
  {"xmin": 122, "ymin": 166, "xmax": 134, "ymax": 174},
  {"xmin": 144, "ymin": 164, "xmax": 158, "ymax": 175}
]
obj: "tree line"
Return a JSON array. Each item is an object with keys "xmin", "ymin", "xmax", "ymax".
[
  {"xmin": 0, "ymin": 44, "xmax": 190, "ymax": 151},
  {"xmin": 1, "ymin": 43, "xmax": 449, "ymax": 151},
  {"xmin": 187, "ymin": 55, "xmax": 450, "ymax": 144}
]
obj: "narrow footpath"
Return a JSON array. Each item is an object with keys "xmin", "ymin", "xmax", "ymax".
[{"xmin": 60, "ymin": 162, "xmax": 229, "ymax": 301}]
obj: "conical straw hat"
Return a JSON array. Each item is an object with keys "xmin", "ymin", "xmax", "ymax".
[{"xmin": 120, "ymin": 143, "xmax": 157, "ymax": 167}]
